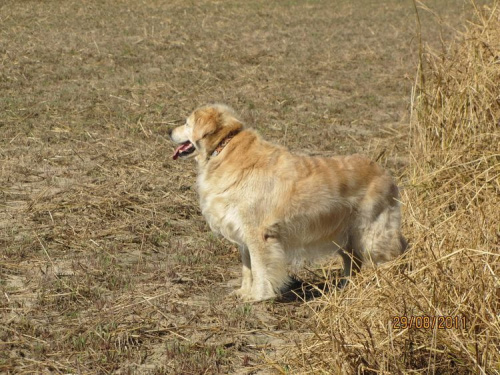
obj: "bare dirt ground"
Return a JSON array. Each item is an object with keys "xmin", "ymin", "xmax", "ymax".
[{"xmin": 0, "ymin": 0, "xmax": 489, "ymax": 373}]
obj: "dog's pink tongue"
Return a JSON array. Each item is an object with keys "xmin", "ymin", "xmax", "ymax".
[{"xmin": 172, "ymin": 141, "xmax": 191, "ymax": 160}]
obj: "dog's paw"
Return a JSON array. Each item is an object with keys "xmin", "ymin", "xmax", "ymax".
[
  {"xmin": 229, "ymin": 287, "xmax": 251, "ymax": 300},
  {"xmin": 229, "ymin": 288, "xmax": 273, "ymax": 302},
  {"xmin": 229, "ymin": 286, "xmax": 280, "ymax": 302},
  {"xmin": 247, "ymin": 290, "xmax": 278, "ymax": 302}
]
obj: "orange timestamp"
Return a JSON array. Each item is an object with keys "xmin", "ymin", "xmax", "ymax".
[{"xmin": 392, "ymin": 316, "xmax": 466, "ymax": 330}]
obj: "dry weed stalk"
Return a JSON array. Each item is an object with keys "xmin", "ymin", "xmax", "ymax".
[{"xmin": 281, "ymin": 2, "xmax": 500, "ymax": 374}]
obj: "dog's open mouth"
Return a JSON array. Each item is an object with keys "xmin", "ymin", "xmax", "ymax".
[{"xmin": 173, "ymin": 141, "xmax": 195, "ymax": 160}]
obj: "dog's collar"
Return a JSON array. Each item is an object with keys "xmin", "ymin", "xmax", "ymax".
[{"xmin": 211, "ymin": 130, "xmax": 240, "ymax": 158}]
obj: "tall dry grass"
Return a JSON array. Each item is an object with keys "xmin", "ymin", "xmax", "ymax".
[{"xmin": 280, "ymin": 2, "xmax": 500, "ymax": 374}]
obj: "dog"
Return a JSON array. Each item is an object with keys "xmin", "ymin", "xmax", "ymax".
[{"xmin": 169, "ymin": 104, "xmax": 407, "ymax": 301}]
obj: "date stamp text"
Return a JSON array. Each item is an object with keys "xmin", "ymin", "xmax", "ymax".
[{"xmin": 392, "ymin": 316, "xmax": 466, "ymax": 330}]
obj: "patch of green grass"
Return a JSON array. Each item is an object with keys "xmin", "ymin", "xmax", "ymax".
[{"xmin": 160, "ymin": 340, "xmax": 230, "ymax": 374}]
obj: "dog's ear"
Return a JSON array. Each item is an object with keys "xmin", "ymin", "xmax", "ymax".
[{"xmin": 192, "ymin": 107, "xmax": 220, "ymax": 142}]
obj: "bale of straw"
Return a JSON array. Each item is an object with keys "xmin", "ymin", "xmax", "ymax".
[{"xmin": 281, "ymin": 3, "xmax": 500, "ymax": 374}]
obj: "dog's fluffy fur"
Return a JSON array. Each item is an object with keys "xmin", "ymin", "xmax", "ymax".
[{"xmin": 170, "ymin": 104, "xmax": 407, "ymax": 301}]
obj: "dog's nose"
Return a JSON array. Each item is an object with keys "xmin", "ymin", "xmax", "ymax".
[{"xmin": 167, "ymin": 128, "xmax": 173, "ymax": 138}]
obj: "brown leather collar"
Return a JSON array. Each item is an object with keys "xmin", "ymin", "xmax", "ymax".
[{"xmin": 211, "ymin": 130, "xmax": 240, "ymax": 158}]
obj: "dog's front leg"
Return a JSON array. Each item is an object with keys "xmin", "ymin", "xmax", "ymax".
[
  {"xmin": 239, "ymin": 245, "xmax": 253, "ymax": 295},
  {"xmin": 245, "ymin": 238, "xmax": 289, "ymax": 302},
  {"xmin": 230, "ymin": 244, "xmax": 253, "ymax": 299}
]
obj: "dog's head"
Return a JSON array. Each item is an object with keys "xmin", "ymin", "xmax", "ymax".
[{"xmin": 169, "ymin": 104, "xmax": 243, "ymax": 162}]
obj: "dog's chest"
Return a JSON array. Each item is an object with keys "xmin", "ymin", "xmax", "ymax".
[{"xmin": 198, "ymin": 180, "xmax": 244, "ymax": 245}]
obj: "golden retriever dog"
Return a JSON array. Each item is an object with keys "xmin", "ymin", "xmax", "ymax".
[{"xmin": 169, "ymin": 104, "xmax": 407, "ymax": 301}]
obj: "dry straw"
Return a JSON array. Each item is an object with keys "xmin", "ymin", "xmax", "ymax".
[{"xmin": 282, "ymin": 2, "xmax": 500, "ymax": 374}]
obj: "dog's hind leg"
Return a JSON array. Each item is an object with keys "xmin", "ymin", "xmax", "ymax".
[
  {"xmin": 400, "ymin": 234, "xmax": 409, "ymax": 253},
  {"xmin": 339, "ymin": 244, "xmax": 363, "ymax": 288}
]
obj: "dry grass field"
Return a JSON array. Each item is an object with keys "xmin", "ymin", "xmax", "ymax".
[{"xmin": 1, "ymin": 0, "xmax": 498, "ymax": 374}]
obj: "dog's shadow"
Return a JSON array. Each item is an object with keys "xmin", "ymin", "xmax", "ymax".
[
  {"xmin": 277, "ymin": 271, "xmax": 346, "ymax": 303},
  {"xmin": 277, "ymin": 258, "xmax": 412, "ymax": 303}
]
